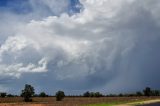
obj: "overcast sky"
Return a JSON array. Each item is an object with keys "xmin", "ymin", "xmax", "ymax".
[{"xmin": 0, "ymin": 0, "xmax": 160, "ymax": 95}]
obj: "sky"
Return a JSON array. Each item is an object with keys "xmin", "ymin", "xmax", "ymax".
[{"xmin": 0, "ymin": 0, "xmax": 160, "ymax": 95}]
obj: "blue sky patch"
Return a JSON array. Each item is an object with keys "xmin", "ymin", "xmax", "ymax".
[
  {"xmin": 0, "ymin": 0, "xmax": 32, "ymax": 14},
  {"xmin": 0, "ymin": 0, "xmax": 82, "ymax": 15}
]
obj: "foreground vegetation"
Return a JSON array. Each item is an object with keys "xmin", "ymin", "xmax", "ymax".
[
  {"xmin": 0, "ymin": 84, "xmax": 160, "ymax": 106},
  {"xmin": 0, "ymin": 96, "xmax": 159, "ymax": 106}
]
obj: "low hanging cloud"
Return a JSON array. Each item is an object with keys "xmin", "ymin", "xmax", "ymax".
[{"xmin": 0, "ymin": 0, "xmax": 160, "ymax": 93}]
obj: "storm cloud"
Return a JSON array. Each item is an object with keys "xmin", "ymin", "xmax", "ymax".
[{"xmin": 0, "ymin": 0, "xmax": 160, "ymax": 94}]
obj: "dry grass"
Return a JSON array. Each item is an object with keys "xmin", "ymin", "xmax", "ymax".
[{"xmin": 0, "ymin": 96, "xmax": 159, "ymax": 106}]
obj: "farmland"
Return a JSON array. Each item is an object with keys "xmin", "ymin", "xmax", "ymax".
[{"xmin": 0, "ymin": 96, "xmax": 160, "ymax": 106}]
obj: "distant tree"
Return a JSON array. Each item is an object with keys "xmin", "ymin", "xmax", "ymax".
[
  {"xmin": 90, "ymin": 92, "xmax": 95, "ymax": 97},
  {"xmin": 83, "ymin": 91, "xmax": 90, "ymax": 97},
  {"xmin": 7, "ymin": 94, "xmax": 14, "ymax": 97},
  {"xmin": 0, "ymin": 92, "xmax": 6, "ymax": 98},
  {"xmin": 56, "ymin": 91, "xmax": 65, "ymax": 101},
  {"xmin": 151, "ymin": 90, "xmax": 160, "ymax": 96},
  {"xmin": 39, "ymin": 92, "xmax": 48, "ymax": 97},
  {"xmin": 118, "ymin": 93, "xmax": 123, "ymax": 97},
  {"xmin": 107, "ymin": 94, "xmax": 117, "ymax": 97},
  {"xmin": 94, "ymin": 92, "xmax": 103, "ymax": 97},
  {"xmin": 155, "ymin": 90, "xmax": 160, "ymax": 96},
  {"xmin": 21, "ymin": 84, "xmax": 35, "ymax": 102},
  {"xmin": 33, "ymin": 94, "xmax": 39, "ymax": 97},
  {"xmin": 143, "ymin": 87, "xmax": 151, "ymax": 97},
  {"xmin": 136, "ymin": 91, "xmax": 143, "ymax": 96}
]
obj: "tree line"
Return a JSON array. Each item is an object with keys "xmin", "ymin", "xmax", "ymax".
[{"xmin": 0, "ymin": 84, "xmax": 160, "ymax": 102}]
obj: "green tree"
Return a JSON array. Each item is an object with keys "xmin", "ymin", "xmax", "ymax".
[
  {"xmin": 95, "ymin": 92, "xmax": 102, "ymax": 97},
  {"xmin": 118, "ymin": 93, "xmax": 123, "ymax": 97},
  {"xmin": 0, "ymin": 92, "xmax": 6, "ymax": 98},
  {"xmin": 56, "ymin": 91, "xmax": 65, "ymax": 101},
  {"xmin": 143, "ymin": 87, "xmax": 151, "ymax": 97},
  {"xmin": 39, "ymin": 92, "xmax": 48, "ymax": 97},
  {"xmin": 21, "ymin": 84, "xmax": 35, "ymax": 102},
  {"xmin": 136, "ymin": 91, "xmax": 143, "ymax": 96},
  {"xmin": 151, "ymin": 90, "xmax": 160, "ymax": 96},
  {"xmin": 83, "ymin": 91, "xmax": 90, "ymax": 97},
  {"xmin": 90, "ymin": 92, "xmax": 95, "ymax": 97},
  {"xmin": 7, "ymin": 94, "xmax": 14, "ymax": 97}
]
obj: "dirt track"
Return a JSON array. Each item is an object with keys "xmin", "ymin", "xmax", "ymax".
[
  {"xmin": 116, "ymin": 99, "xmax": 160, "ymax": 106},
  {"xmin": 138, "ymin": 102, "xmax": 160, "ymax": 106}
]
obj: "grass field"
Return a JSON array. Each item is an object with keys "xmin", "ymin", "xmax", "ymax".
[{"xmin": 0, "ymin": 96, "xmax": 159, "ymax": 106}]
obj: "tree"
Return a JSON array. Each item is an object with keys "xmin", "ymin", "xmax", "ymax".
[
  {"xmin": 7, "ymin": 94, "xmax": 14, "ymax": 97},
  {"xmin": 95, "ymin": 92, "xmax": 103, "ymax": 97},
  {"xmin": 151, "ymin": 90, "xmax": 160, "ymax": 96},
  {"xmin": 136, "ymin": 91, "xmax": 143, "ymax": 96},
  {"xmin": 143, "ymin": 87, "xmax": 151, "ymax": 97},
  {"xmin": 56, "ymin": 91, "xmax": 65, "ymax": 101},
  {"xmin": 118, "ymin": 93, "xmax": 123, "ymax": 97},
  {"xmin": 39, "ymin": 92, "xmax": 48, "ymax": 97},
  {"xmin": 21, "ymin": 84, "xmax": 35, "ymax": 102},
  {"xmin": 0, "ymin": 92, "xmax": 6, "ymax": 98},
  {"xmin": 83, "ymin": 91, "xmax": 90, "ymax": 97},
  {"xmin": 90, "ymin": 92, "xmax": 95, "ymax": 97}
]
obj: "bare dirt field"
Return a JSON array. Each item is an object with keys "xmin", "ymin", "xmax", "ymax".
[{"xmin": 0, "ymin": 97, "xmax": 159, "ymax": 106}]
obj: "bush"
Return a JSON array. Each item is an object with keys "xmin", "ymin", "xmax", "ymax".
[{"xmin": 56, "ymin": 91, "xmax": 65, "ymax": 101}]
